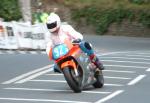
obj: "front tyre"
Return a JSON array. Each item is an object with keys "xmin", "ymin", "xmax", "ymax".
[
  {"xmin": 63, "ymin": 67, "xmax": 82, "ymax": 93},
  {"xmin": 93, "ymin": 70, "xmax": 104, "ymax": 88}
]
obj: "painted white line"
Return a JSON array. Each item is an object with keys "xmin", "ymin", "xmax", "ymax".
[
  {"xmin": 146, "ymin": 68, "xmax": 150, "ymax": 72},
  {"xmin": 103, "ymin": 69, "xmax": 135, "ymax": 73},
  {"xmin": 45, "ymin": 74, "xmax": 131, "ymax": 80},
  {"xmin": 15, "ymin": 68, "xmax": 53, "ymax": 84},
  {"xmin": 2, "ymin": 65, "xmax": 53, "ymax": 84},
  {"xmin": 29, "ymin": 79, "xmax": 123, "ymax": 86},
  {"xmin": 134, "ymin": 52, "xmax": 150, "ymax": 55},
  {"xmin": 128, "ymin": 75, "xmax": 146, "ymax": 85},
  {"xmin": 41, "ymin": 51, "xmax": 46, "ymax": 54},
  {"xmin": 105, "ymin": 64, "xmax": 148, "ymax": 69},
  {"xmin": 101, "ymin": 57, "xmax": 150, "ymax": 61},
  {"xmin": 0, "ymin": 97, "xmax": 91, "ymax": 103},
  {"xmin": 97, "ymin": 51, "xmax": 141, "ymax": 56},
  {"xmin": 104, "ymin": 76, "xmax": 131, "ymax": 80},
  {"xmin": 126, "ymin": 55, "xmax": 150, "ymax": 58},
  {"xmin": 45, "ymin": 73, "xmax": 63, "ymax": 76},
  {"xmin": 4, "ymin": 87, "xmax": 111, "ymax": 94},
  {"xmin": 6, "ymin": 51, "xmax": 14, "ymax": 54},
  {"xmin": 30, "ymin": 51, "xmax": 38, "ymax": 54},
  {"xmin": 18, "ymin": 51, "xmax": 26, "ymax": 54},
  {"xmin": 102, "ymin": 60, "xmax": 150, "ymax": 65},
  {"xmin": 104, "ymin": 84, "xmax": 124, "ymax": 87},
  {"xmin": 95, "ymin": 90, "xmax": 124, "ymax": 103},
  {"xmin": 29, "ymin": 79, "xmax": 66, "ymax": 83}
]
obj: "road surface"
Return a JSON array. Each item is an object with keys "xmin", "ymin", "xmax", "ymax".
[{"xmin": 0, "ymin": 35, "xmax": 150, "ymax": 103}]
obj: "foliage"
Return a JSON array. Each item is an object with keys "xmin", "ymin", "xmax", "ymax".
[
  {"xmin": 0, "ymin": 0, "xmax": 22, "ymax": 21},
  {"xmin": 129, "ymin": 0, "xmax": 150, "ymax": 4},
  {"xmin": 71, "ymin": 6, "xmax": 150, "ymax": 35}
]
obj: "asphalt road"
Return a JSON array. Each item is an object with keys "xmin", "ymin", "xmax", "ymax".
[{"xmin": 0, "ymin": 35, "xmax": 150, "ymax": 103}]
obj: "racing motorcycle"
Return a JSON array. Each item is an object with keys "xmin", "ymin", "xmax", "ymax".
[{"xmin": 49, "ymin": 39, "xmax": 104, "ymax": 93}]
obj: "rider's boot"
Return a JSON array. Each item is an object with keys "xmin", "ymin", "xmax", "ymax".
[{"xmin": 89, "ymin": 54, "xmax": 105, "ymax": 70}]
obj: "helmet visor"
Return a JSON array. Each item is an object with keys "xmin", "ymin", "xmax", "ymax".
[{"xmin": 46, "ymin": 21, "xmax": 57, "ymax": 29}]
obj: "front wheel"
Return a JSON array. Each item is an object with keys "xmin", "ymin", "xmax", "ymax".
[
  {"xmin": 93, "ymin": 70, "xmax": 104, "ymax": 88},
  {"xmin": 63, "ymin": 67, "xmax": 82, "ymax": 93}
]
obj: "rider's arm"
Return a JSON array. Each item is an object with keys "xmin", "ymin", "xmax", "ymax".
[
  {"xmin": 46, "ymin": 41, "xmax": 53, "ymax": 60},
  {"xmin": 63, "ymin": 25, "xmax": 83, "ymax": 40}
]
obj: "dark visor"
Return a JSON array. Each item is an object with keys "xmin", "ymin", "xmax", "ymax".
[{"xmin": 46, "ymin": 22, "xmax": 57, "ymax": 29}]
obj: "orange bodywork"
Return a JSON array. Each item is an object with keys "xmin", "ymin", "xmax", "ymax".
[
  {"xmin": 60, "ymin": 60, "xmax": 76, "ymax": 70},
  {"xmin": 49, "ymin": 39, "xmax": 81, "ymax": 70}
]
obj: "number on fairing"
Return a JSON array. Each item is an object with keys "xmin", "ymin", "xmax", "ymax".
[{"xmin": 52, "ymin": 44, "xmax": 69, "ymax": 60}]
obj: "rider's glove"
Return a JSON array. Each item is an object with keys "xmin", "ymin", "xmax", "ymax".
[{"xmin": 72, "ymin": 39, "xmax": 82, "ymax": 44}]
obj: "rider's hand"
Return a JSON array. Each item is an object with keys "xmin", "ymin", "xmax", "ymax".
[{"xmin": 72, "ymin": 39, "xmax": 82, "ymax": 44}]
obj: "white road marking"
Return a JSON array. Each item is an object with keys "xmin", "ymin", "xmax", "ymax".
[
  {"xmin": 15, "ymin": 68, "xmax": 53, "ymax": 84},
  {"xmin": 104, "ymin": 84, "xmax": 124, "ymax": 87},
  {"xmin": 127, "ymin": 75, "xmax": 146, "ymax": 85},
  {"xmin": 104, "ymin": 76, "xmax": 131, "ymax": 80},
  {"xmin": 30, "ymin": 51, "xmax": 38, "ymax": 54},
  {"xmin": 126, "ymin": 54, "xmax": 150, "ymax": 58},
  {"xmin": 17, "ymin": 51, "xmax": 26, "ymax": 54},
  {"xmin": 95, "ymin": 90, "xmax": 124, "ymax": 103},
  {"xmin": 101, "ymin": 57, "xmax": 150, "ymax": 61},
  {"xmin": 0, "ymin": 97, "xmax": 91, "ymax": 103},
  {"xmin": 103, "ymin": 69, "xmax": 135, "ymax": 73},
  {"xmin": 146, "ymin": 68, "xmax": 150, "ymax": 72},
  {"xmin": 29, "ymin": 79, "xmax": 66, "ymax": 83},
  {"xmin": 45, "ymin": 73, "xmax": 63, "ymax": 76},
  {"xmin": 2, "ymin": 65, "xmax": 53, "ymax": 84},
  {"xmin": 29, "ymin": 79, "xmax": 123, "ymax": 86},
  {"xmin": 102, "ymin": 60, "xmax": 150, "ymax": 65},
  {"xmin": 6, "ymin": 51, "xmax": 14, "ymax": 54},
  {"xmin": 105, "ymin": 64, "xmax": 148, "ymax": 69},
  {"xmin": 45, "ymin": 74, "xmax": 131, "ymax": 80},
  {"xmin": 4, "ymin": 87, "xmax": 111, "ymax": 94}
]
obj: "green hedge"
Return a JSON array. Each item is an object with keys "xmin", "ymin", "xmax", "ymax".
[
  {"xmin": 129, "ymin": 0, "xmax": 150, "ymax": 4},
  {"xmin": 71, "ymin": 6, "xmax": 150, "ymax": 35},
  {"xmin": 0, "ymin": 0, "xmax": 22, "ymax": 21}
]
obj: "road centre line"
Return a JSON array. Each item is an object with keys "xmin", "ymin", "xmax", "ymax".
[
  {"xmin": 2, "ymin": 65, "xmax": 53, "ymax": 84},
  {"xmin": 29, "ymin": 79, "xmax": 124, "ymax": 86},
  {"xmin": 127, "ymin": 75, "xmax": 146, "ymax": 85},
  {"xmin": 15, "ymin": 68, "xmax": 53, "ymax": 84},
  {"xmin": 102, "ymin": 60, "xmax": 150, "ymax": 65},
  {"xmin": 4, "ymin": 87, "xmax": 111, "ymax": 94},
  {"xmin": 0, "ymin": 97, "xmax": 91, "ymax": 103},
  {"xmin": 101, "ymin": 57, "xmax": 150, "ymax": 61},
  {"xmin": 103, "ymin": 69, "xmax": 135, "ymax": 73},
  {"xmin": 95, "ymin": 90, "xmax": 124, "ymax": 103}
]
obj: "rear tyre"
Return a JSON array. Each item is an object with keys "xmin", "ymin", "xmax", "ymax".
[
  {"xmin": 63, "ymin": 67, "xmax": 82, "ymax": 93},
  {"xmin": 93, "ymin": 70, "xmax": 104, "ymax": 88}
]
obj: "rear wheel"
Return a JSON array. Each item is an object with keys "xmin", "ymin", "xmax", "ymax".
[
  {"xmin": 63, "ymin": 67, "xmax": 82, "ymax": 93},
  {"xmin": 93, "ymin": 70, "xmax": 104, "ymax": 88}
]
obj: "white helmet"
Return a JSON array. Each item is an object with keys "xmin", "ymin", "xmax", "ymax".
[{"xmin": 46, "ymin": 13, "xmax": 61, "ymax": 33}]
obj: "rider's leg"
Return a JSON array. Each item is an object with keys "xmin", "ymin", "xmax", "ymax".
[{"xmin": 79, "ymin": 41, "xmax": 104, "ymax": 70}]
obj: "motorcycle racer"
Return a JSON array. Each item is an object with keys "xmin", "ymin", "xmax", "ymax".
[{"xmin": 46, "ymin": 12, "xmax": 104, "ymax": 72}]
